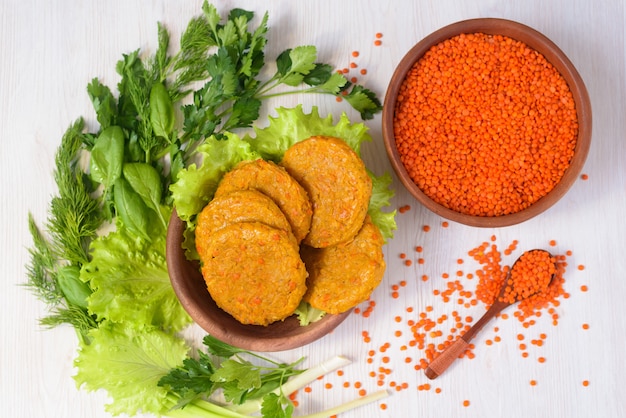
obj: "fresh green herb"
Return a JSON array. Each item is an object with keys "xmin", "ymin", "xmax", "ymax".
[
  {"xmin": 25, "ymin": 119, "xmax": 102, "ymax": 344},
  {"xmin": 159, "ymin": 335, "xmax": 305, "ymax": 411}
]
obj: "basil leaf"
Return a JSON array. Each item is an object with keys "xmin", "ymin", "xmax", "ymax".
[
  {"xmin": 56, "ymin": 265, "xmax": 91, "ymax": 310},
  {"xmin": 122, "ymin": 163, "xmax": 163, "ymax": 215},
  {"xmin": 90, "ymin": 125, "xmax": 125, "ymax": 187},
  {"xmin": 149, "ymin": 82, "xmax": 175, "ymax": 139},
  {"xmin": 113, "ymin": 177, "xmax": 152, "ymax": 240}
]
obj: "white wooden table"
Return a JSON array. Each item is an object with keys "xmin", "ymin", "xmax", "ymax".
[{"xmin": 2, "ymin": 1, "xmax": 625, "ymax": 417}]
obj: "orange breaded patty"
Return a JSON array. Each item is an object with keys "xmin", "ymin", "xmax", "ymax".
[
  {"xmin": 300, "ymin": 216, "xmax": 385, "ymax": 314},
  {"xmin": 280, "ymin": 136, "xmax": 372, "ymax": 248},
  {"xmin": 215, "ymin": 159, "xmax": 312, "ymax": 243},
  {"xmin": 199, "ymin": 222, "xmax": 307, "ymax": 326},
  {"xmin": 195, "ymin": 189, "xmax": 296, "ymax": 260}
]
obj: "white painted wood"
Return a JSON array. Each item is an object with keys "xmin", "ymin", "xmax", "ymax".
[{"xmin": 2, "ymin": 0, "xmax": 625, "ymax": 417}]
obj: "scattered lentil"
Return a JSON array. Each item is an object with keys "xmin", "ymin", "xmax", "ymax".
[{"xmin": 337, "ymin": 235, "xmax": 578, "ymax": 415}]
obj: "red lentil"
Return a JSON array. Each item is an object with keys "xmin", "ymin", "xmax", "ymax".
[
  {"xmin": 500, "ymin": 250, "xmax": 556, "ymax": 304},
  {"xmin": 393, "ymin": 33, "xmax": 578, "ymax": 216}
]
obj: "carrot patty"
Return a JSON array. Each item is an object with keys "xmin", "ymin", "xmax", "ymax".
[
  {"xmin": 215, "ymin": 159, "xmax": 312, "ymax": 243},
  {"xmin": 199, "ymin": 222, "xmax": 308, "ymax": 326},
  {"xmin": 280, "ymin": 136, "xmax": 372, "ymax": 248},
  {"xmin": 300, "ymin": 216, "xmax": 385, "ymax": 314},
  {"xmin": 195, "ymin": 189, "xmax": 296, "ymax": 260}
]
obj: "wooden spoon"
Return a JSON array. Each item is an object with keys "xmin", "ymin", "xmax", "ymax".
[{"xmin": 424, "ymin": 249, "xmax": 556, "ymax": 379}]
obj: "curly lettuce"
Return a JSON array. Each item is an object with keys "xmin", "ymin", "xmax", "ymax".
[
  {"xmin": 80, "ymin": 212, "xmax": 191, "ymax": 333},
  {"xmin": 74, "ymin": 321, "xmax": 189, "ymax": 416}
]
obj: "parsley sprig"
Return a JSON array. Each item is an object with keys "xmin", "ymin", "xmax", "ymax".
[
  {"xmin": 178, "ymin": 3, "xmax": 381, "ymax": 160},
  {"xmin": 158, "ymin": 336, "xmax": 304, "ymax": 414}
]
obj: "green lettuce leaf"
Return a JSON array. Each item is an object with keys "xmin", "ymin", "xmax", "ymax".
[
  {"xmin": 81, "ymin": 211, "xmax": 191, "ymax": 332},
  {"xmin": 170, "ymin": 132, "xmax": 261, "ymax": 222},
  {"xmin": 243, "ymin": 105, "xmax": 371, "ymax": 160},
  {"xmin": 294, "ymin": 300, "xmax": 326, "ymax": 326},
  {"xmin": 74, "ymin": 321, "xmax": 188, "ymax": 416},
  {"xmin": 367, "ymin": 170, "xmax": 397, "ymax": 242}
]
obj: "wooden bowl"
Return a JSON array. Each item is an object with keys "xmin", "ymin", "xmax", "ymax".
[
  {"xmin": 382, "ymin": 18, "xmax": 592, "ymax": 227},
  {"xmin": 165, "ymin": 210, "xmax": 351, "ymax": 352}
]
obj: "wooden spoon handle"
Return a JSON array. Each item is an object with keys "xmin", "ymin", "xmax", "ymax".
[
  {"xmin": 424, "ymin": 337, "xmax": 470, "ymax": 379},
  {"xmin": 424, "ymin": 300, "xmax": 510, "ymax": 380}
]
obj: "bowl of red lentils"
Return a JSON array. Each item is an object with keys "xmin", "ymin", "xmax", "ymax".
[{"xmin": 382, "ymin": 18, "xmax": 592, "ymax": 227}]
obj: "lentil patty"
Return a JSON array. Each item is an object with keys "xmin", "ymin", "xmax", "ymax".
[
  {"xmin": 280, "ymin": 136, "xmax": 372, "ymax": 248},
  {"xmin": 215, "ymin": 159, "xmax": 312, "ymax": 243},
  {"xmin": 300, "ymin": 216, "xmax": 385, "ymax": 314},
  {"xmin": 199, "ymin": 222, "xmax": 307, "ymax": 326},
  {"xmin": 195, "ymin": 189, "xmax": 295, "ymax": 260}
]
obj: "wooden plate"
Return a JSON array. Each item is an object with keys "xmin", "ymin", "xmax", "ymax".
[{"xmin": 165, "ymin": 210, "xmax": 351, "ymax": 352}]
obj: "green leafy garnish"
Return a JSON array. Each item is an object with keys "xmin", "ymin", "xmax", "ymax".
[
  {"xmin": 74, "ymin": 321, "xmax": 189, "ymax": 416},
  {"xmin": 81, "ymin": 213, "xmax": 190, "ymax": 332},
  {"xmin": 159, "ymin": 335, "xmax": 304, "ymax": 410}
]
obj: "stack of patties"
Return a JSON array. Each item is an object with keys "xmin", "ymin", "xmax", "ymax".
[{"xmin": 195, "ymin": 136, "xmax": 386, "ymax": 326}]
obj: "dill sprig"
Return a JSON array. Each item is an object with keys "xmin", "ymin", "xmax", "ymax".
[{"xmin": 25, "ymin": 119, "xmax": 102, "ymax": 340}]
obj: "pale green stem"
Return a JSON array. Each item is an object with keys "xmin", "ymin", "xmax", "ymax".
[{"xmin": 228, "ymin": 355, "xmax": 352, "ymax": 415}]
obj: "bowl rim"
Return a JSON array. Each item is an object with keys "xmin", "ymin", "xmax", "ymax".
[
  {"xmin": 382, "ymin": 18, "xmax": 592, "ymax": 227},
  {"xmin": 165, "ymin": 209, "xmax": 351, "ymax": 352}
]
